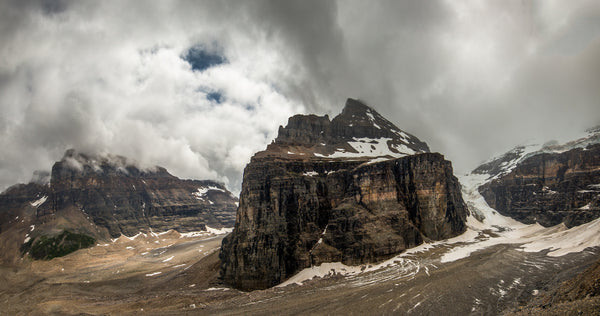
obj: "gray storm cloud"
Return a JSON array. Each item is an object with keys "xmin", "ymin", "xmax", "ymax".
[{"xmin": 1, "ymin": 0, "xmax": 599, "ymax": 194}]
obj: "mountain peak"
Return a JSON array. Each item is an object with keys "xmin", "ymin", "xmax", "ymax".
[
  {"xmin": 263, "ymin": 98, "xmax": 429, "ymax": 160},
  {"xmin": 332, "ymin": 98, "xmax": 384, "ymax": 132},
  {"xmin": 473, "ymin": 126, "xmax": 600, "ymax": 179},
  {"xmin": 340, "ymin": 98, "xmax": 372, "ymax": 115},
  {"xmin": 55, "ymin": 149, "xmax": 168, "ymax": 179}
]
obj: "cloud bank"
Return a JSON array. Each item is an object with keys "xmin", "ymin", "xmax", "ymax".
[{"xmin": 1, "ymin": 0, "xmax": 599, "ymax": 194}]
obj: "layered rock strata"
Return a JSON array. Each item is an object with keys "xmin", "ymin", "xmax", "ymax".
[
  {"xmin": 47, "ymin": 149, "xmax": 237, "ymax": 237},
  {"xmin": 0, "ymin": 150, "xmax": 238, "ymax": 264},
  {"xmin": 220, "ymin": 99, "xmax": 468, "ymax": 290},
  {"xmin": 479, "ymin": 143, "xmax": 600, "ymax": 227}
]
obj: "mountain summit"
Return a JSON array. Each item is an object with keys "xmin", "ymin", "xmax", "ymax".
[
  {"xmin": 261, "ymin": 98, "xmax": 429, "ymax": 159},
  {"xmin": 221, "ymin": 99, "xmax": 467, "ymax": 290}
]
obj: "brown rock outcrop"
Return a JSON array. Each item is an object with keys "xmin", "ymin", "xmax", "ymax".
[
  {"xmin": 0, "ymin": 150, "xmax": 238, "ymax": 264},
  {"xmin": 479, "ymin": 143, "xmax": 600, "ymax": 227},
  {"xmin": 220, "ymin": 99, "xmax": 468, "ymax": 290},
  {"xmin": 47, "ymin": 149, "xmax": 237, "ymax": 237}
]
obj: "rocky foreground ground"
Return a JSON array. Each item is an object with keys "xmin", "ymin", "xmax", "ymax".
[{"xmin": 1, "ymin": 228, "xmax": 598, "ymax": 315}]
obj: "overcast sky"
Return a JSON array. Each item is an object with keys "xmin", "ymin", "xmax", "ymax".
[{"xmin": 1, "ymin": 0, "xmax": 599, "ymax": 194}]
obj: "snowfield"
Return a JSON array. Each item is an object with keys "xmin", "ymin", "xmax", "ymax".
[{"xmin": 314, "ymin": 137, "xmax": 422, "ymax": 160}]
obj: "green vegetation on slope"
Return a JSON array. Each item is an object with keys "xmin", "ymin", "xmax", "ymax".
[{"xmin": 21, "ymin": 230, "xmax": 96, "ymax": 260}]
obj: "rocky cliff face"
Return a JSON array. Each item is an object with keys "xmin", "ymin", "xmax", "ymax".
[
  {"xmin": 478, "ymin": 143, "xmax": 600, "ymax": 228},
  {"xmin": 48, "ymin": 149, "xmax": 237, "ymax": 237},
  {"xmin": 274, "ymin": 98, "xmax": 429, "ymax": 153},
  {"xmin": 220, "ymin": 99, "xmax": 468, "ymax": 290},
  {"xmin": 474, "ymin": 127, "xmax": 600, "ymax": 228},
  {"xmin": 264, "ymin": 98, "xmax": 429, "ymax": 160},
  {"xmin": 0, "ymin": 149, "xmax": 238, "ymax": 264}
]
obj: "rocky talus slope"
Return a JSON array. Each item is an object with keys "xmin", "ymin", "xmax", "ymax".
[
  {"xmin": 0, "ymin": 149, "xmax": 238, "ymax": 264},
  {"xmin": 220, "ymin": 99, "xmax": 468, "ymax": 290},
  {"xmin": 475, "ymin": 128, "xmax": 600, "ymax": 227}
]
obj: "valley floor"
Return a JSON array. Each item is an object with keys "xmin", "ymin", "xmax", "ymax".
[
  {"xmin": 1, "ymin": 233, "xmax": 597, "ymax": 315},
  {"xmin": 1, "ymin": 174, "xmax": 600, "ymax": 315}
]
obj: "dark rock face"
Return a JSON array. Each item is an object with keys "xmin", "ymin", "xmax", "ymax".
[
  {"xmin": 220, "ymin": 99, "xmax": 467, "ymax": 290},
  {"xmin": 329, "ymin": 99, "xmax": 429, "ymax": 152},
  {"xmin": 270, "ymin": 98, "xmax": 430, "ymax": 158},
  {"xmin": 479, "ymin": 144, "xmax": 600, "ymax": 227},
  {"xmin": 47, "ymin": 150, "xmax": 237, "ymax": 237},
  {"xmin": 0, "ymin": 150, "xmax": 238, "ymax": 264},
  {"xmin": 472, "ymin": 146, "xmax": 530, "ymax": 177}
]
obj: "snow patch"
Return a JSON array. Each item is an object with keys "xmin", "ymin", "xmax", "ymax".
[
  {"xmin": 579, "ymin": 203, "xmax": 592, "ymax": 210},
  {"xmin": 162, "ymin": 256, "xmax": 175, "ymax": 262},
  {"xmin": 366, "ymin": 157, "xmax": 392, "ymax": 164},
  {"xmin": 205, "ymin": 226, "xmax": 233, "ymax": 235},
  {"xmin": 520, "ymin": 218, "xmax": 600, "ymax": 256},
  {"xmin": 179, "ymin": 231, "xmax": 207, "ymax": 238},
  {"xmin": 365, "ymin": 110, "xmax": 381, "ymax": 129},
  {"xmin": 179, "ymin": 226, "xmax": 232, "ymax": 238},
  {"xmin": 390, "ymin": 143, "xmax": 416, "ymax": 156},
  {"xmin": 315, "ymin": 137, "xmax": 417, "ymax": 159},
  {"xmin": 277, "ymin": 262, "xmax": 363, "ymax": 287},
  {"xmin": 407, "ymin": 301, "xmax": 422, "ymax": 313},
  {"xmin": 30, "ymin": 196, "xmax": 47, "ymax": 208},
  {"xmin": 280, "ymin": 244, "xmax": 429, "ymax": 287},
  {"xmin": 303, "ymin": 171, "xmax": 319, "ymax": 177},
  {"xmin": 205, "ymin": 287, "xmax": 230, "ymax": 291},
  {"xmin": 192, "ymin": 185, "xmax": 226, "ymax": 200},
  {"xmin": 578, "ymin": 190, "xmax": 597, "ymax": 194},
  {"xmin": 145, "ymin": 272, "xmax": 162, "ymax": 277}
]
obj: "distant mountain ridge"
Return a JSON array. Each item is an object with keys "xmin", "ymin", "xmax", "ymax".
[
  {"xmin": 473, "ymin": 127, "xmax": 600, "ymax": 228},
  {"xmin": 0, "ymin": 149, "xmax": 238, "ymax": 264},
  {"xmin": 473, "ymin": 126, "xmax": 600, "ymax": 180}
]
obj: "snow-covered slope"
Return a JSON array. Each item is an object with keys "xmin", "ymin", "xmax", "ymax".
[
  {"xmin": 472, "ymin": 126, "xmax": 600, "ymax": 228},
  {"xmin": 313, "ymin": 136, "xmax": 418, "ymax": 159},
  {"xmin": 442, "ymin": 174, "xmax": 600, "ymax": 262},
  {"xmin": 473, "ymin": 126, "xmax": 600, "ymax": 180},
  {"xmin": 447, "ymin": 126, "xmax": 600, "ymax": 262}
]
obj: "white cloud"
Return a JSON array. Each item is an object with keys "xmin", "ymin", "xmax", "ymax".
[
  {"xmin": 0, "ymin": 0, "xmax": 598, "ymax": 194},
  {"xmin": 0, "ymin": 1, "xmax": 305, "ymax": 193}
]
